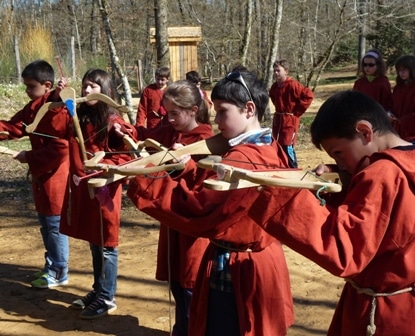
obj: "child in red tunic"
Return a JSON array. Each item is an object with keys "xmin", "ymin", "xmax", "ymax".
[
  {"xmin": 131, "ymin": 79, "xmax": 213, "ymax": 336},
  {"xmin": 59, "ymin": 69, "xmax": 137, "ymax": 319},
  {"xmin": 249, "ymin": 90, "xmax": 415, "ymax": 336},
  {"xmin": 269, "ymin": 59, "xmax": 314, "ymax": 168},
  {"xmin": 128, "ymin": 70, "xmax": 294, "ymax": 336},
  {"xmin": 0, "ymin": 60, "xmax": 70, "ymax": 289},
  {"xmin": 353, "ymin": 49, "xmax": 392, "ymax": 113},
  {"xmin": 136, "ymin": 66, "xmax": 170, "ymax": 128},
  {"xmin": 185, "ymin": 70, "xmax": 213, "ymax": 110},
  {"xmin": 391, "ymin": 55, "xmax": 415, "ymax": 141}
]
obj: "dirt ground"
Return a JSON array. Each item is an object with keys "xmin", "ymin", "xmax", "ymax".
[{"xmin": 0, "ymin": 80, "xmax": 354, "ymax": 336}]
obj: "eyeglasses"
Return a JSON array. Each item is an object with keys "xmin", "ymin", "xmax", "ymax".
[
  {"xmin": 226, "ymin": 71, "xmax": 254, "ymax": 102},
  {"xmin": 363, "ymin": 63, "xmax": 376, "ymax": 67}
]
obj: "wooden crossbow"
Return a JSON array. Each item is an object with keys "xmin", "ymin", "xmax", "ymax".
[{"xmin": 197, "ymin": 156, "xmax": 342, "ymax": 193}]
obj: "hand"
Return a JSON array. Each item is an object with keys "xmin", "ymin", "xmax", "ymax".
[
  {"xmin": 171, "ymin": 143, "xmax": 184, "ymax": 150},
  {"xmin": 313, "ymin": 164, "xmax": 331, "ymax": 176},
  {"xmin": 171, "ymin": 154, "xmax": 191, "ymax": 164},
  {"xmin": 113, "ymin": 123, "xmax": 124, "ymax": 137},
  {"xmin": 55, "ymin": 77, "xmax": 68, "ymax": 96},
  {"xmin": 13, "ymin": 150, "xmax": 27, "ymax": 163}
]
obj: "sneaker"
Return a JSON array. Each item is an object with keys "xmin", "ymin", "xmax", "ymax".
[
  {"xmin": 71, "ymin": 291, "xmax": 97, "ymax": 310},
  {"xmin": 31, "ymin": 274, "xmax": 68, "ymax": 289},
  {"xmin": 79, "ymin": 297, "xmax": 117, "ymax": 320},
  {"xmin": 33, "ymin": 270, "xmax": 48, "ymax": 279}
]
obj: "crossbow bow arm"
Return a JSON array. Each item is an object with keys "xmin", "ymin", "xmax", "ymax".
[
  {"xmin": 198, "ymin": 157, "xmax": 342, "ymax": 193},
  {"xmin": 86, "ymin": 133, "xmax": 231, "ymax": 188},
  {"xmin": 0, "ymin": 145, "xmax": 19, "ymax": 156}
]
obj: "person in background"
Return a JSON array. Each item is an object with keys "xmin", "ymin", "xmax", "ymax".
[
  {"xmin": 269, "ymin": 59, "xmax": 314, "ymax": 168},
  {"xmin": 390, "ymin": 55, "xmax": 415, "ymax": 141},
  {"xmin": 353, "ymin": 49, "xmax": 392, "ymax": 113},
  {"xmin": 136, "ymin": 66, "xmax": 170, "ymax": 128},
  {"xmin": 127, "ymin": 70, "xmax": 294, "ymax": 336},
  {"xmin": 0, "ymin": 60, "xmax": 70, "ymax": 289},
  {"xmin": 249, "ymin": 90, "xmax": 415, "ymax": 336},
  {"xmin": 59, "ymin": 69, "xmax": 137, "ymax": 319},
  {"xmin": 185, "ymin": 70, "xmax": 213, "ymax": 110}
]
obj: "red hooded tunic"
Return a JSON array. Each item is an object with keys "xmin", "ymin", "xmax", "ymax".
[
  {"xmin": 137, "ymin": 123, "xmax": 213, "ymax": 288},
  {"xmin": 353, "ymin": 75, "xmax": 393, "ymax": 112},
  {"xmin": 60, "ymin": 113, "xmax": 137, "ymax": 247},
  {"xmin": 249, "ymin": 147, "xmax": 415, "ymax": 336},
  {"xmin": 136, "ymin": 83, "xmax": 166, "ymax": 128},
  {"xmin": 269, "ymin": 77, "xmax": 314, "ymax": 146},
  {"xmin": 0, "ymin": 90, "xmax": 70, "ymax": 215},
  {"xmin": 127, "ymin": 141, "xmax": 294, "ymax": 336},
  {"xmin": 392, "ymin": 81, "xmax": 415, "ymax": 140}
]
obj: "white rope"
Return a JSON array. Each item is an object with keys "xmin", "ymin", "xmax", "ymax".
[{"xmin": 346, "ymin": 279, "xmax": 413, "ymax": 335}]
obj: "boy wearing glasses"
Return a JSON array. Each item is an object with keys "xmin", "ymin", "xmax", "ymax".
[
  {"xmin": 270, "ymin": 59, "xmax": 314, "ymax": 168},
  {"xmin": 353, "ymin": 49, "xmax": 392, "ymax": 113},
  {"xmin": 128, "ymin": 70, "xmax": 294, "ymax": 335}
]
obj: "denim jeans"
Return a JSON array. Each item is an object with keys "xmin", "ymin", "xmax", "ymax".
[
  {"xmin": 170, "ymin": 281, "xmax": 192, "ymax": 336},
  {"xmin": 282, "ymin": 144, "xmax": 298, "ymax": 168},
  {"xmin": 90, "ymin": 244, "xmax": 118, "ymax": 301},
  {"xmin": 38, "ymin": 214, "xmax": 69, "ymax": 280}
]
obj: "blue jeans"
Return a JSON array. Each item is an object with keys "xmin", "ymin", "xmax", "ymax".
[
  {"xmin": 170, "ymin": 281, "xmax": 192, "ymax": 336},
  {"xmin": 38, "ymin": 214, "xmax": 69, "ymax": 280},
  {"xmin": 282, "ymin": 145, "xmax": 298, "ymax": 168},
  {"xmin": 90, "ymin": 244, "xmax": 118, "ymax": 301}
]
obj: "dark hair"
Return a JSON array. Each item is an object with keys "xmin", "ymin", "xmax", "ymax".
[
  {"xmin": 273, "ymin": 59, "xmax": 289, "ymax": 71},
  {"xmin": 155, "ymin": 66, "xmax": 170, "ymax": 79},
  {"xmin": 395, "ymin": 55, "xmax": 415, "ymax": 85},
  {"xmin": 185, "ymin": 70, "xmax": 202, "ymax": 84},
  {"xmin": 211, "ymin": 70, "xmax": 269, "ymax": 121},
  {"xmin": 78, "ymin": 68, "xmax": 118, "ymax": 144},
  {"xmin": 311, "ymin": 90, "xmax": 396, "ymax": 150},
  {"xmin": 359, "ymin": 49, "xmax": 387, "ymax": 77},
  {"xmin": 163, "ymin": 79, "xmax": 210, "ymax": 125},
  {"xmin": 21, "ymin": 60, "xmax": 55, "ymax": 86}
]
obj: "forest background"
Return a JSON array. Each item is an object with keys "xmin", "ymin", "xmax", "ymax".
[{"xmin": 1, "ymin": 0, "xmax": 415, "ymax": 124}]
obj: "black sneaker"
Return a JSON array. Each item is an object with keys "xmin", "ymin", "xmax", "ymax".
[
  {"xmin": 79, "ymin": 297, "xmax": 117, "ymax": 319},
  {"xmin": 71, "ymin": 291, "xmax": 97, "ymax": 310}
]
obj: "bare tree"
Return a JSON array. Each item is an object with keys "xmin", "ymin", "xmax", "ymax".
[
  {"xmin": 240, "ymin": 0, "xmax": 254, "ymax": 66},
  {"xmin": 154, "ymin": 0, "xmax": 170, "ymax": 68},
  {"xmin": 97, "ymin": 0, "xmax": 135, "ymax": 124}
]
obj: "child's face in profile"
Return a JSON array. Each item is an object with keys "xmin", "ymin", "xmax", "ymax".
[
  {"xmin": 213, "ymin": 99, "xmax": 250, "ymax": 139},
  {"xmin": 155, "ymin": 76, "xmax": 169, "ymax": 89},
  {"xmin": 164, "ymin": 97, "xmax": 197, "ymax": 132},
  {"xmin": 23, "ymin": 78, "xmax": 50, "ymax": 101},
  {"xmin": 273, "ymin": 65, "xmax": 288, "ymax": 83}
]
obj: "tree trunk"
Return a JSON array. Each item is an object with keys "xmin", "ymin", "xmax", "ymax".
[
  {"xmin": 97, "ymin": 0, "xmax": 135, "ymax": 124},
  {"xmin": 357, "ymin": 0, "xmax": 367, "ymax": 74},
  {"xmin": 154, "ymin": 0, "xmax": 170, "ymax": 68},
  {"xmin": 240, "ymin": 0, "xmax": 253, "ymax": 66}
]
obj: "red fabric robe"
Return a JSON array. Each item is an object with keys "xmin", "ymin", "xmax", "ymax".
[
  {"xmin": 136, "ymin": 83, "xmax": 166, "ymax": 128},
  {"xmin": 60, "ymin": 113, "xmax": 137, "ymax": 247},
  {"xmin": 249, "ymin": 148, "xmax": 415, "ymax": 336},
  {"xmin": 353, "ymin": 75, "xmax": 393, "ymax": 112},
  {"xmin": 269, "ymin": 77, "xmax": 314, "ymax": 146},
  {"xmin": 392, "ymin": 81, "xmax": 415, "ymax": 140},
  {"xmin": 0, "ymin": 90, "xmax": 70, "ymax": 215},
  {"xmin": 138, "ymin": 123, "xmax": 213, "ymax": 288},
  {"xmin": 127, "ymin": 141, "xmax": 294, "ymax": 336}
]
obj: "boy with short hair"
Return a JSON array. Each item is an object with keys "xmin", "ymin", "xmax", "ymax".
[
  {"xmin": 269, "ymin": 59, "xmax": 314, "ymax": 168},
  {"xmin": 136, "ymin": 66, "xmax": 170, "ymax": 128},
  {"xmin": 249, "ymin": 90, "xmax": 415, "ymax": 335},
  {"xmin": 0, "ymin": 60, "xmax": 70, "ymax": 288},
  {"xmin": 127, "ymin": 70, "xmax": 294, "ymax": 335},
  {"xmin": 185, "ymin": 70, "xmax": 213, "ymax": 109}
]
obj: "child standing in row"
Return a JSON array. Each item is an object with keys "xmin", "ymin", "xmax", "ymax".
[
  {"xmin": 249, "ymin": 90, "xmax": 415, "ymax": 336},
  {"xmin": 130, "ymin": 79, "xmax": 213, "ymax": 336},
  {"xmin": 353, "ymin": 49, "xmax": 393, "ymax": 113},
  {"xmin": 269, "ymin": 59, "xmax": 314, "ymax": 168},
  {"xmin": 391, "ymin": 55, "xmax": 415, "ymax": 141},
  {"xmin": 136, "ymin": 66, "xmax": 170, "ymax": 129},
  {"xmin": 59, "ymin": 69, "xmax": 137, "ymax": 319},
  {"xmin": 128, "ymin": 70, "xmax": 294, "ymax": 336},
  {"xmin": 0, "ymin": 60, "xmax": 70, "ymax": 289},
  {"xmin": 185, "ymin": 70, "xmax": 213, "ymax": 110}
]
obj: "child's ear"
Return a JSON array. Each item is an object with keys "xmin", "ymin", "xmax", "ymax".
[
  {"xmin": 44, "ymin": 81, "xmax": 53, "ymax": 90},
  {"xmin": 355, "ymin": 120, "xmax": 374, "ymax": 142},
  {"xmin": 245, "ymin": 101, "xmax": 256, "ymax": 118}
]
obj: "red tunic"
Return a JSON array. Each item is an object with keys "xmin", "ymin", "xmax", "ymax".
[
  {"xmin": 392, "ymin": 82, "xmax": 415, "ymax": 140},
  {"xmin": 136, "ymin": 83, "xmax": 166, "ymax": 128},
  {"xmin": 0, "ymin": 90, "xmax": 70, "ymax": 215},
  {"xmin": 127, "ymin": 141, "xmax": 294, "ymax": 336},
  {"xmin": 249, "ymin": 148, "xmax": 415, "ymax": 336},
  {"xmin": 353, "ymin": 75, "xmax": 393, "ymax": 112},
  {"xmin": 269, "ymin": 77, "xmax": 314, "ymax": 145},
  {"xmin": 60, "ymin": 113, "xmax": 137, "ymax": 247},
  {"xmin": 138, "ymin": 123, "xmax": 213, "ymax": 288}
]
